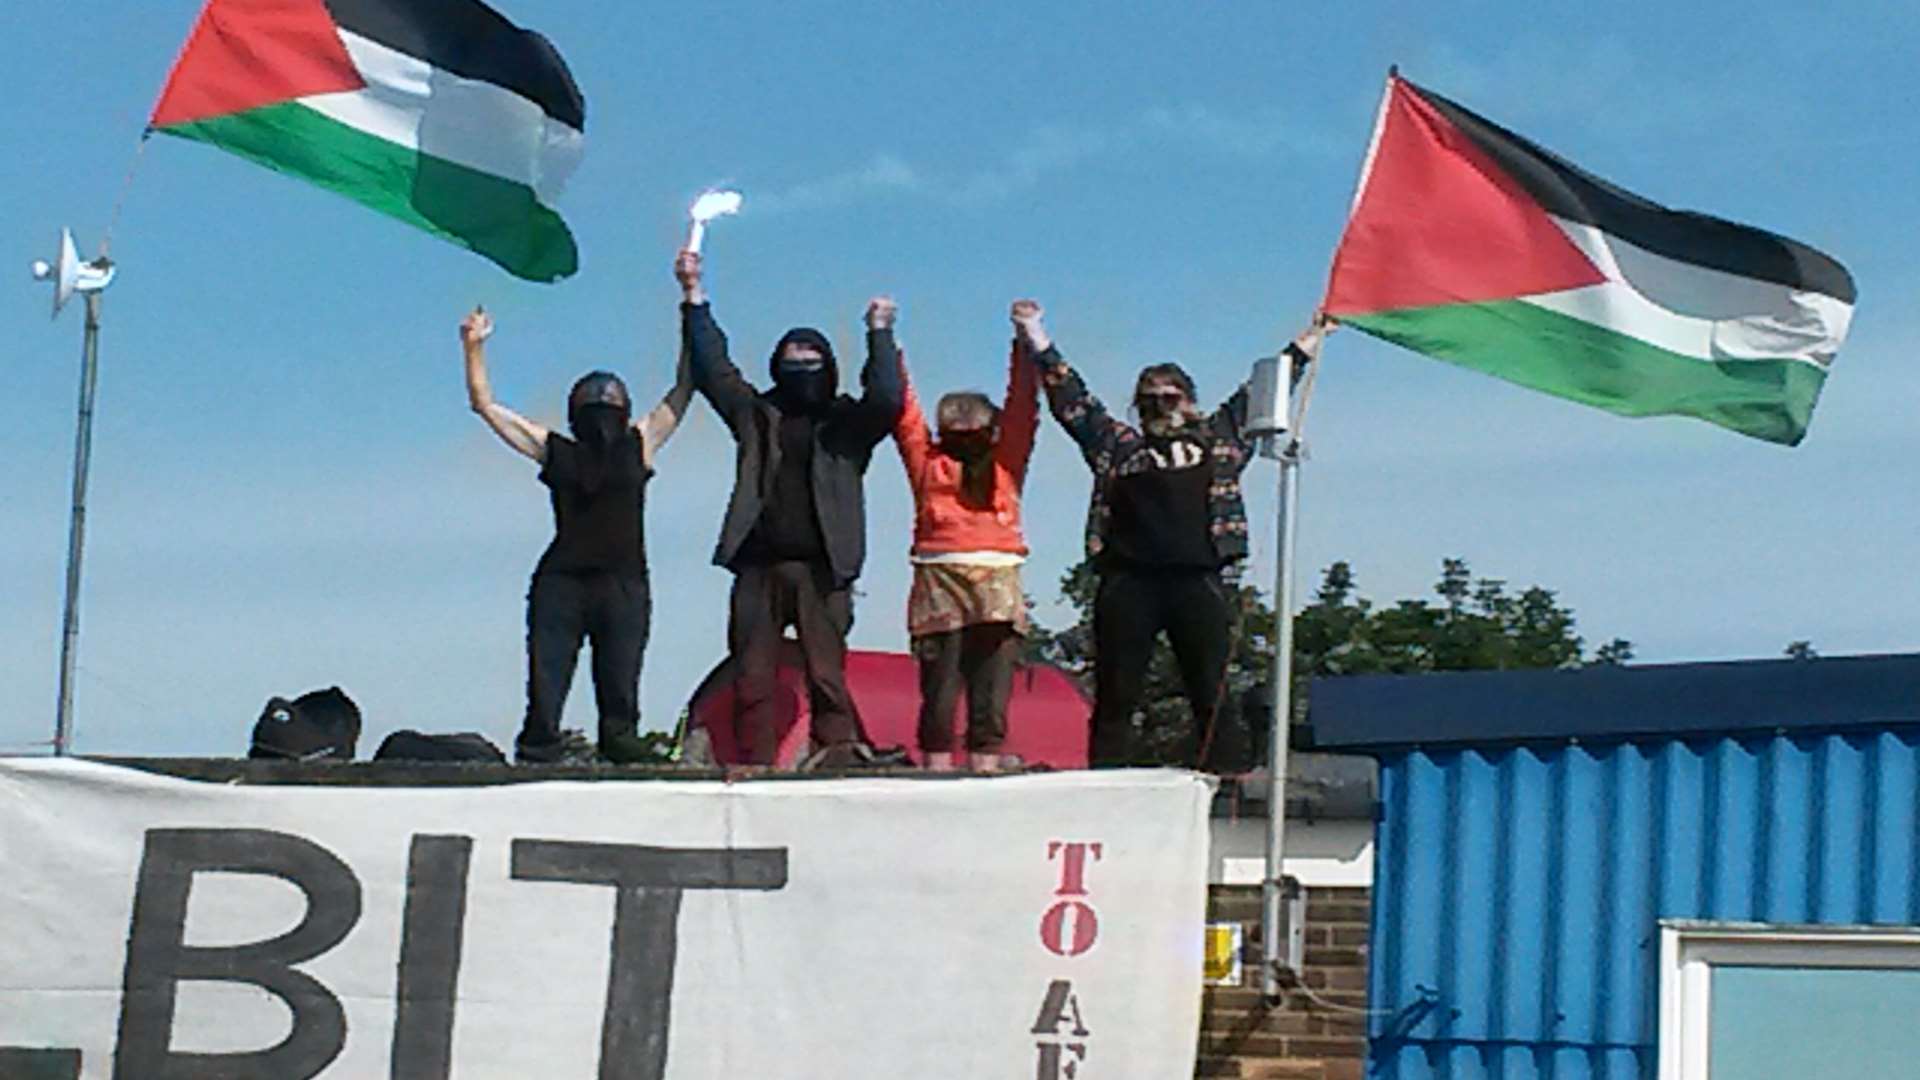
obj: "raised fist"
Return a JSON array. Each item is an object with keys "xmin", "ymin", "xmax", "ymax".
[
  {"xmin": 674, "ymin": 249, "xmax": 703, "ymax": 291},
  {"xmin": 1292, "ymin": 311, "xmax": 1337, "ymax": 357},
  {"xmin": 866, "ymin": 295, "xmax": 898, "ymax": 330},
  {"xmin": 1010, "ymin": 299, "xmax": 1050, "ymax": 352},
  {"xmin": 460, "ymin": 306, "xmax": 494, "ymax": 348}
]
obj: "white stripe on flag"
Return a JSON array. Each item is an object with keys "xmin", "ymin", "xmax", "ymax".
[
  {"xmin": 300, "ymin": 30, "xmax": 584, "ymax": 205},
  {"xmin": 1525, "ymin": 218, "xmax": 1852, "ymax": 368}
]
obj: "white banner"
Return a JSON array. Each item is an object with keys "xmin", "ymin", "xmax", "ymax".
[{"xmin": 0, "ymin": 759, "xmax": 1212, "ymax": 1079}]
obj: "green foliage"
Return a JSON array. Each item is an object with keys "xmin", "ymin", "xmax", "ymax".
[
  {"xmin": 1027, "ymin": 556, "xmax": 1629, "ymax": 763},
  {"xmin": 1295, "ymin": 558, "xmax": 1592, "ymax": 678},
  {"xmin": 1592, "ymin": 638, "xmax": 1636, "ymax": 666},
  {"xmin": 1784, "ymin": 640, "xmax": 1819, "ymax": 661}
]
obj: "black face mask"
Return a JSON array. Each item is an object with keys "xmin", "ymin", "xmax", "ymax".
[
  {"xmin": 774, "ymin": 363, "xmax": 833, "ymax": 411},
  {"xmin": 570, "ymin": 402, "xmax": 630, "ymax": 449},
  {"xmin": 940, "ymin": 430, "xmax": 994, "ymax": 463}
]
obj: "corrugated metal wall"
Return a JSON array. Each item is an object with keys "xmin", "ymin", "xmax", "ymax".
[{"xmin": 1367, "ymin": 726, "xmax": 1920, "ymax": 1080}]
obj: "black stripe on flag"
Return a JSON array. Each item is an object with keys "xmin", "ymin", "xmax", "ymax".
[
  {"xmin": 1410, "ymin": 79, "xmax": 1855, "ymax": 304},
  {"xmin": 323, "ymin": 0, "xmax": 585, "ymax": 133}
]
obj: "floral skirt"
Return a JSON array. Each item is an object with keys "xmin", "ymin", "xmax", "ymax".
[{"xmin": 907, "ymin": 563, "xmax": 1029, "ymax": 639}]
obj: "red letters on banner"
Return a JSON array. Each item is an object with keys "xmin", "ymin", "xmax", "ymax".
[{"xmin": 1032, "ymin": 840, "xmax": 1104, "ymax": 1077}]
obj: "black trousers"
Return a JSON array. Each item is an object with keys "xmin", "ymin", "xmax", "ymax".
[
  {"xmin": 521, "ymin": 570, "xmax": 650, "ymax": 750},
  {"xmin": 1090, "ymin": 565, "xmax": 1232, "ymax": 768},
  {"xmin": 914, "ymin": 623, "xmax": 1019, "ymax": 753},
  {"xmin": 729, "ymin": 560, "xmax": 862, "ymax": 765}
]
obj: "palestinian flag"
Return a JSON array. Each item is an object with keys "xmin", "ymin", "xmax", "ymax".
[
  {"xmin": 1324, "ymin": 73, "xmax": 1855, "ymax": 445},
  {"xmin": 149, "ymin": 0, "xmax": 584, "ymax": 282}
]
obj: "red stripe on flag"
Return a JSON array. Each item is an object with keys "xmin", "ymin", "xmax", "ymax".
[
  {"xmin": 1324, "ymin": 76, "xmax": 1606, "ymax": 318},
  {"xmin": 150, "ymin": 0, "xmax": 364, "ymax": 129}
]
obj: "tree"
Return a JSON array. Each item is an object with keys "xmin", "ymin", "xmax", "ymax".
[
  {"xmin": 1026, "ymin": 557, "xmax": 1630, "ymax": 767},
  {"xmin": 1784, "ymin": 640, "xmax": 1819, "ymax": 661},
  {"xmin": 1592, "ymin": 638, "xmax": 1636, "ymax": 666}
]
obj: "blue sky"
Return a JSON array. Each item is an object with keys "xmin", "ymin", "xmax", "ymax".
[{"xmin": 3, "ymin": 2, "xmax": 1915, "ymax": 755}]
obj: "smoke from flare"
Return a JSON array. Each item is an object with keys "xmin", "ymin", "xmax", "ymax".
[{"xmin": 690, "ymin": 190, "xmax": 743, "ymax": 224}]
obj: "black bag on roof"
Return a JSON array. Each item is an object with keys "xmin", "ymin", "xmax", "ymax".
[
  {"xmin": 373, "ymin": 730, "xmax": 507, "ymax": 764},
  {"xmin": 248, "ymin": 687, "xmax": 361, "ymax": 761}
]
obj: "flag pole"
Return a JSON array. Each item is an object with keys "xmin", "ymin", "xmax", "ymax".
[
  {"xmin": 34, "ymin": 231, "xmax": 118, "ymax": 756},
  {"xmin": 1260, "ymin": 422, "xmax": 1304, "ymax": 1003},
  {"xmin": 53, "ymin": 290, "xmax": 105, "ymax": 757},
  {"xmin": 1261, "ymin": 65, "xmax": 1392, "ymax": 1002}
]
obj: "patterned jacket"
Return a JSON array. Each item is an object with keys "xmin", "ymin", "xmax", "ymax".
[{"xmin": 1033, "ymin": 345, "xmax": 1299, "ymax": 579}]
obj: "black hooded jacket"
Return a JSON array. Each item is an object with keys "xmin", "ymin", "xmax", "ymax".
[{"xmin": 682, "ymin": 302, "xmax": 904, "ymax": 586}]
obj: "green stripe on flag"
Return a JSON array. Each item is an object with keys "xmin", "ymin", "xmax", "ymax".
[
  {"xmin": 159, "ymin": 101, "xmax": 577, "ymax": 283},
  {"xmin": 1344, "ymin": 299, "xmax": 1827, "ymax": 446}
]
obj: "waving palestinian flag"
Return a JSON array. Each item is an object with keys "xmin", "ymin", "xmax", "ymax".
[
  {"xmin": 1325, "ymin": 73, "xmax": 1855, "ymax": 445},
  {"xmin": 150, "ymin": 0, "xmax": 584, "ymax": 282}
]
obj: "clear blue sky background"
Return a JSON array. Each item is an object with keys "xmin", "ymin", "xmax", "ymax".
[{"xmin": 3, "ymin": 2, "xmax": 1915, "ymax": 755}]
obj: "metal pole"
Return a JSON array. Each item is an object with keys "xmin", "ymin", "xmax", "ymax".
[
  {"xmin": 1260, "ymin": 437, "xmax": 1302, "ymax": 1001},
  {"xmin": 53, "ymin": 291, "xmax": 103, "ymax": 756}
]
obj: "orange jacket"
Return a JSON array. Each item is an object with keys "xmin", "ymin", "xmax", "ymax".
[{"xmin": 894, "ymin": 342, "xmax": 1039, "ymax": 557}]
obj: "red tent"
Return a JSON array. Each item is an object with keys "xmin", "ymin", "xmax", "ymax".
[{"xmin": 683, "ymin": 646, "xmax": 1090, "ymax": 769}]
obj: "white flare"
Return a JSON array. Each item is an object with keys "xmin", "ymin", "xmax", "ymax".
[{"xmin": 686, "ymin": 189, "xmax": 743, "ymax": 254}]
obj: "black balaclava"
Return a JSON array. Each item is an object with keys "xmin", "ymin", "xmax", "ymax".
[
  {"xmin": 767, "ymin": 327, "xmax": 839, "ymax": 414},
  {"xmin": 566, "ymin": 371, "xmax": 634, "ymax": 492}
]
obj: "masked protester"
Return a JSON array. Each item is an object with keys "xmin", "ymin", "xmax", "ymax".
[
  {"xmin": 673, "ymin": 250, "xmax": 905, "ymax": 768},
  {"xmin": 891, "ymin": 301, "xmax": 1042, "ymax": 771},
  {"xmin": 1017, "ymin": 301, "xmax": 1332, "ymax": 768},
  {"xmin": 460, "ymin": 306, "xmax": 693, "ymax": 764}
]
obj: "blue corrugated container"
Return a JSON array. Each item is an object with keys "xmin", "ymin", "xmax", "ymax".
[{"xmin": 1310, "ymin": 654, "xmax": 1920, "ymax": 1080}]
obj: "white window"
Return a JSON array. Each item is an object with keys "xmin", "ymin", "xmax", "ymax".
[{"xmin": 1659, "ymin": 921, "xmax": 1920, "ymax": 1080}]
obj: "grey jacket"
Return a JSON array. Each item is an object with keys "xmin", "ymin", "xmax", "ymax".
[{"xmin": 683, "ymin": 302, "xmax": 903, "ymax": 586}]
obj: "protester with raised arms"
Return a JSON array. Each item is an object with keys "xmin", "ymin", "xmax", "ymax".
[
  {"xmin": 1020, "ymin": 302, "xmax": 1332, "ymax": 767},
  {"xmin": 675, "ymin": 248, "xmax": 905, "ymax": 768},
  {"xmin": 891, "ymin": 302, "xmax": 1042, "ymax": 771},
  {"xmin": 460, "ymin": 306, "xmax": 693, "ymax": 764}
]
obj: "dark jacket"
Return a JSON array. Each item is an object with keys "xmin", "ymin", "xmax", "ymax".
[
  {"xmin": 1033, "ymin": 344, "xmax": 1303, "ymax": 578},
  {"xmin": 683, "ymin": 302, "xmax": 904, "ymax": 586}
]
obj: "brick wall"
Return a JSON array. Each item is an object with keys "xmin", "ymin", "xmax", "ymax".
[{"xmin": 1197, "ymin": 885, "xmax": 1371, "ymax": 1080}]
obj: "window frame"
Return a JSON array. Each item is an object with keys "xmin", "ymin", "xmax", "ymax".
[{"xmin": 1658, "ymin": 921, "xmax": 1920, "ymax": 1080}]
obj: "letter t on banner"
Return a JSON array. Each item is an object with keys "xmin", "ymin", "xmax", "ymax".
[{"xmin": 511, "ymin": 841, "xmax": 789, "ymax": 1080}]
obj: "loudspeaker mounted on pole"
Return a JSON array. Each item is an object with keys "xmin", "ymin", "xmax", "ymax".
[{"xmin": 31, "ymin": 227, "xmax": 118, "ymax": 757}]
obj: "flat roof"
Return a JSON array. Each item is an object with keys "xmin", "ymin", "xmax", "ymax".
[
  {"xmin": 1308, "ymin": 651, "xmax": 1920, "ymax": 751},
  {"xmin": 80, "ymin": 756, "xmax": 1379, "ymax": 821}
]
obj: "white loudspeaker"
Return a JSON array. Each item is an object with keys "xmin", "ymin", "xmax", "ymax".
[
  {"xmin": 29, "ymin": 228, "xmax": 81, "ymax": 317},
  {"xmin": 29, "ymin": 228, "xmax": 114, "ymax": 318},
  {"xmin": 1244, "ymin": 353, "xmax": 1292, "ymax": 438}
]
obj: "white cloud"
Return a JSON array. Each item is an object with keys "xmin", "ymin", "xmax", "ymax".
[
  {"xmin": 1407, "ymin": 36, "xmax": 1789, "ymax": 142},
  {"xmin": 751, "ymin": 105, "xmax": 1339, "ymax": 213},
  {"xmin": 752, "ymin": 152, "xmax": 923, "ymax": 214},
  {"xmin": 1141, "ymin": 104, "xmax": 1344, "ymax": 161}
]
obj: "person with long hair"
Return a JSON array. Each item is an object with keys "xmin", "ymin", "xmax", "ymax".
[
  {"xmin": 892, "ymin": 301, "xmax": 1042, "ymax": 771},
  {"xmin": 461, "ymin": 306, "xmax": 692, "ymax": 764},
  {"xmin": 1023, "ymin": 302, "xmax": 1332, "ymax": 767}
]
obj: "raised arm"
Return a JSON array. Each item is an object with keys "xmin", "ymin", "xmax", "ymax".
[
  {"xmin": 996, "ymin": 303, "xmax": 1042, "ymax": 482},
  {"xmin": 847, "ymin": 295, "xmax": 906, "ymax": 447},
  {"xmin": 636, "ymin": 342, "xmax": 694, "ymax": 468},
  {"xmin": 1209, "ymin": 313, "xmax": 1336, "ymax": 450},
  {"xmin": 892, "ymin": 348, "xmax": 932, "ymax": 478},
  {"xmin": 461, "ymin": 307, "xmax": 548, "ymax": 463},
  {"xmin": 1014, "ymin": 300, "xmax": 1128, "ymax": 466},
  {"xmin": 675, "ymin": 249, "xmax": 759, "ymax": 436}
]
